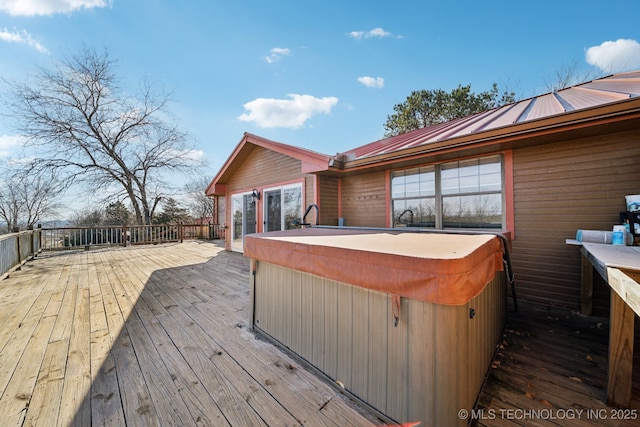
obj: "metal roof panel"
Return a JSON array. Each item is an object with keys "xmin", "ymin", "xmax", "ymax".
[
  {"xmin": 522, "ymin": 93, "xmax": 565, "ymax": 121},
  {"xmin": 338, "ymin": 70, "xmax": 640, "ymax": 162},
  {"xmin": 558, "ymin": 86, "xmax": 627, "ymax": 109}
]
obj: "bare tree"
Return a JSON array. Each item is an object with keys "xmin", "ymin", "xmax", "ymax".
[
  {"xmin": 4, "ymin": 48, "xmax": 202, "ymax": 224},
  {"xmin": 0, "ymin": 172, "xmax": 61, "ymax": 232},
  {"xmin": 542, "ymin": 59, "xmax": 603, "ymax": 92},
  {"xmin": 184, "ymin": 176, "xmax": 215, "ymax": 221}
]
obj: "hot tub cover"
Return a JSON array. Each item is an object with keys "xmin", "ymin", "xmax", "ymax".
[{"xmin": 244, "ymin": 228, "xmax": 505, "ymax": 305}]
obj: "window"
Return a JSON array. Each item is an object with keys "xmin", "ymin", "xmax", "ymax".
[
  {"xmin": 391, "ymin": 155, "xmax": 503, "ymax": 229},
  {"xmin": 392, "ymin": 166, "xmax": 436, "ymax": 228}
]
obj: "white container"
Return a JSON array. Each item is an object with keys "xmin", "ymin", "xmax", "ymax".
[
  {"xmin": 612, "ymin": 225, "xmax": 626, "ymax": 245},
  {"xmin": 626, "ymin": 195, "xmax": 640, "ymax": 212}
]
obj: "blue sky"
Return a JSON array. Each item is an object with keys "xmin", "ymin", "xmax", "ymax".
[{"xmin": 1, "ymin": 0, "xmax": 640, "ymax": 188}]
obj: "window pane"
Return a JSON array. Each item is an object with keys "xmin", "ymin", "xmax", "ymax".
[
  {"xmin": 419, "ymin": 168, "xmax": 436, "ymax": 197},
  {"xmin": 479, "ymin": 155, "xmax": 501, "ymax": 172},
  {"xmin": 442, "ymin": 156, "xmax": 501, "ymax": 195},
  {"xmin": 393, "ymin": 198, "xmax": 436, "ymax": 228},
  {"xmin": 442, "ymin": 194, "xmax": 502, "ymax": 228},
  {"xmin": 391, "ymin": 173, "xmax": 406, "ymax": 198},
  {"xmin": 441, "ymin": 176, "xmax": 459, "ymax": 195},
  {"xmin": 479, "ymin": 171, "xmax": 501, "ymax": 192},
  {"xmin": 283, "ymin": 186, "xmax": 302, "ymax": 230},
  {"xmin": 265, "ymin": 190, "xmax": 281, "ymax": 231},
  {"xmin": 392, "ymin": 167, "xmax": 434, "ymax": 198},
  {"xmin": 232, "ymin": 194, "xmax": 243, "ymax": 241},
  {"xmin": 458, "ymin": 159, "xmax": 479, "ymax": 177},
  {"xmin": 391, "ymin": 182, "xmax": 405, "ymax": 198},
  {"xmin": 459, "ymin": 175, "xmax": 479, "ymax": 193}
]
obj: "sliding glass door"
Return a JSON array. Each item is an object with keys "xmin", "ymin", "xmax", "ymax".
[{"xmin": 263, "ymin": 184, "xmax": 302, "ymax": 232}]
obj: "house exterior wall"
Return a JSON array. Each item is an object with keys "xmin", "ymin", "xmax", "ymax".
[
  {"xmin": 510, "ymin": 128, "xmax": 640, "ymax": 311},
  {"xmin": 339, "ymin": 171, "xmax": 387, "ymax": 227}
]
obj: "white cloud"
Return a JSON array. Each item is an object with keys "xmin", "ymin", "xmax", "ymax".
[
  {"xmin": 585, "ymin": 39, "xmax": 640, "ymax": 73},
  {"xmin": 348, "ymin": 27, "xmax": 401, "ymax": 40},
  {"xmin": 0, "ymin": 134, "xmax": 26, "ymax": 158},
  {"xmin": 0, "ymin": 0, "xmax": 111, "ymax": 16},
  {"xmin": 358, "ymin": 76, "xmax": 384, "ymax": 88},
  {"xmin": 264, "ymin": 47, "xmax": 291, "ymax": 64},
  {"xmin": 0, "ymin": 27, "xmax": 47, "ymax": 53},
  {"xmin": 179, "ymin": 149, "xmax": 206, "ymax": 162},
  {"xmin": 238, "ymin": 94, "xmax": 339, "ymax": 129}
]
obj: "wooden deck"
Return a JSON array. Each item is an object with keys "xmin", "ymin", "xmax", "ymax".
[
  {"xmin": 1, "ymin": 240, "xmax": 639, "ymax": 426},
  {"xmin": 475, "ymin": 301, "xmax": 640, "ymax": 427},
  {"xmin": 0, "ymin": 241, "xmax": 383, "ymax": 426}
]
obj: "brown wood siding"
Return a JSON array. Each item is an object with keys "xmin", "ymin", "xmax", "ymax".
[
  {"xmin": 253, "ymin": 261, "xmax": 506, "ymax": 425},
  {"xmin": 304, "ymin": 176, "xmax": 315, "ymax": 213},
  {"xmin": 318, "ymin": 176, "xmax": 339, "ymax": 226},
  {"xmin": 226, "ymin": 146, "xmax": 304, "ymax": 193},
  {"xmin": 511, "ymin": 129, "xmax": 640, "ymax": 310},
  {"xmin": 340, "ymin": 171, "xmax": 387, "ymax": 227}
]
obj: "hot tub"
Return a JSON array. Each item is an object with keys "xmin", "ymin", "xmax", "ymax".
[{"xmin": 245, "ymin": 227, "xmax": 507, "ymax": 426}]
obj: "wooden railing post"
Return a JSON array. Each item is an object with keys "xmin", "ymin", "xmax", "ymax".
[
  {"xmin": 123, "ymin": 224, "xmax": 127, "ymax": 247},
  {"xmin": 179, "ymin": 222, "xmax": 183, "ymax": 243},
  {"xmin": 37, "ymin": 224, "xmax": 42, "ymax": 252},
  {"xmin": 13, "ymin": 227, "xmax": 21, "ymax": 264},
  {"xmin": 28, "ymin": 225, "xmax": 34, "ymax": 258}
]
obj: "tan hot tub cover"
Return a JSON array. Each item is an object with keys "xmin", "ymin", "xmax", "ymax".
[{"xmin": 244, "ymin": 228, "xmax": 505, "ymax": 305}]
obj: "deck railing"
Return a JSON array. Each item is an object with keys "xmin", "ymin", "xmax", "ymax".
[
  {"xmin": 0, "ymin": 227, "xmax": 42, "ymax": 279},
  {"xmin": 40, "ymin": 223, "xmax": 225, "ymax": 251},
  {"xmin": 0, "ymin": 223, "xmax": 225, "ymax": 277}
]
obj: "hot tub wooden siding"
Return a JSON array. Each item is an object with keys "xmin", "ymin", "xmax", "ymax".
[{"xmin": 251, "ymin": 261, "xmax": 506, "ymax": 426}]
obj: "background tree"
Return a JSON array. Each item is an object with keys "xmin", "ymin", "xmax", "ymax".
[
  {"xmin": 153, "ymin": 197, "xmax": 191, "ymax": 224},
  {"xmin": 542, "ymin": 59, "xmax": 602, "ymax": 92},
  {"xmin": 384, "ymin": 83, "xmax": 516, "ymax": 137},
  {"xmin": 71, "ymin": 209, "xmax": 103, "ymax": 227},
  {"xmin": 4, "ymin": 48, "xmax": 203, "ymax": 225},
  {"xmin": 104, "ymin": 201, "xmax": 131, "ymax": 225},
  {"xmin": 0, "ymin": 172, "xmax": 61, "ymax": 232}
]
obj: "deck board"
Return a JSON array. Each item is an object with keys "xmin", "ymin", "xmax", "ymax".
[{"xmin": 0, "ymin": 242, "xmax": 382, "ymax": 427}]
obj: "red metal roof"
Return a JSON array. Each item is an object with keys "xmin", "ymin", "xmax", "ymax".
[{"xmin": 340, "ymin": 70, "xmax": 640, "ymax": 161}]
